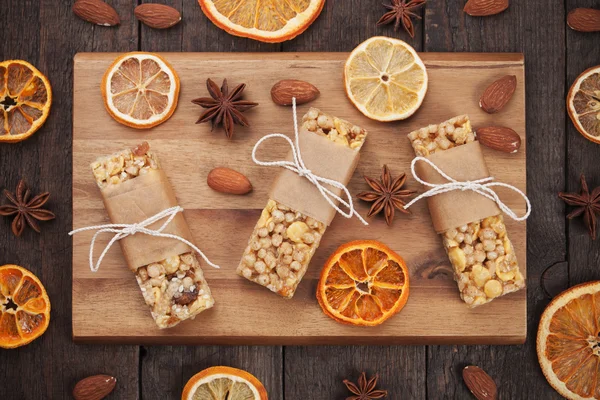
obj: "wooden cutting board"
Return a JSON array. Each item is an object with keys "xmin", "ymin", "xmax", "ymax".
[{"xmin": 72, "ymin": 52, "xmax": 526, "ymax": 345}]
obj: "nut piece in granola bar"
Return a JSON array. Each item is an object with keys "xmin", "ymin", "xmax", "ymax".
[
  {"xmin": 302, "ymin": 108, "xmax": 367, "ymax": 150},
  {"xmin": 237, "ymin": 200, "xmax": 326, "ymax": 298},
  {"xmin": 91, "ymin": 142, "xmax": 159, "ymax": 188},
  {"xmin": 447, "ymin": 216, "xmax": 524, "ymax": 307},
  {"xmin": 407, "ymin": 115, "xmax": 474, "ymax": 157},
  {"xmin": 135, "ymin": 252, "xmax": 214, "ymax": 329}
]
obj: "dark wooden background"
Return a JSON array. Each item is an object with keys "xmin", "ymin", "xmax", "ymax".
[{"xmin": 0, "ymin": 0, "xmax": 597, "ymax": 399}]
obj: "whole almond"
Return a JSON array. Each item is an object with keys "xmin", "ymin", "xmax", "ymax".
[
  {"xmin": 479, "ymin": 75, "xmax": 517, "ymax": 114},
  {"xmin": 73, "ymin": 0, "xmax": 120, "ymax": 26},
  {"xmin": 73, "ymin": 375, "xmax": 116, "ymax": 400},
  {"xmin": 271, "ymin": 80, "xmax": 320, "ymax": 106},
  {"xmin": 207, "ymin": 167, "xmax": 252, "ymax": 195},
  {"xmin": 464, "ymin": 0, "xmax": 509, "ymax": 16},
  {"xmin": 135, "ymin": 4, "xmax": 181, "ymax": 29},
  {"xmin": 476, "ymin": 126, "xmax": 521, "ymax": 153},
  {"xmin": 463, "ymin": 366, "xmax": 497, "ymax": 400},
  {"xmin": 567, "ymin": 8, "xmax": 600, "ymax": 32}
]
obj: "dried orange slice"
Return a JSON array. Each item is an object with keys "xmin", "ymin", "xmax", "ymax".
[
  {"xmin": 0, "ymin": 60, "xmax": 52, "ymax": 143},
  {"xmin": 182, "ymin": 366, "xmax": 268, "ymax": 400},
  {"xmin": 568, "ymin": 65, "xmax": 600, "ymax": 144},
  {"xmin": 0, "ymin": 264, "xmax": 50, "ymax": 349},
  {"xmin": 344, "ymin": 37, "xmax": 428, "ymax": 122},
  {"xmin": 537, "ymin": 281, "xmax": 600, "ymax": 399},
  {"xmin": 197, "ymin": 0, "xmax": 325, "ymax": 43},
  {"xmin": 316, "ymin": 240, "xmax": 410, "ymax": 326},
  {"xmin": 101, "ymin": 52, "xmax": 180, "ymax": 129}
]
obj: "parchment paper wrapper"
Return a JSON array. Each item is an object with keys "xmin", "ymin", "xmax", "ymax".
[
  {"xmin": 416, "ymin": 141, "xmax": 501, "ymax": 233},
  {"xmin": 100, "ymin": 169, "xmax": 193, "ymax": 272},
  {"xmin": 269, "ymin": 129, "xmax": 360, "ymax": 226}
]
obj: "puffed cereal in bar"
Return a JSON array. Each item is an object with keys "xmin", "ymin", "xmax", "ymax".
[
  {"xmin": 407, "ymin": 116, "xmax": 525, "ymax": 307},
  {"xmin": 236, "ymin": 108, "xmax": 367, "ymax": 298},
  {"xmin": 90, "ymin": 142, "xmax": 214, "ymax": 328}
]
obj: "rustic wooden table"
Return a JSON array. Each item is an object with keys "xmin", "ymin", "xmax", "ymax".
[{"xmin": 0, "ymin": 1, "xmax": 596, "ymax": 399}]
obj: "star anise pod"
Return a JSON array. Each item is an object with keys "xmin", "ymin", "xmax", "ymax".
[
  {"xmin": 357, "ymin": 165, "xmax": 415, "ymax": 226},
  {"xmin": 558, "ymin": 174, "xmax": 600, "ymax": 239},
  {"xmin": 377, "ymin": 0, "xmax": 426, "ymax": 38},
  {"xmin": 0, "ymin": 180, "xmax": 55, "ymax": 237},
  {"xmin": 343, "ymin": 372, "xmax": 388, "ymax": 400},
  {"xmin": 191, "ymin": 78, "xmax": 258, "ymax": 139}
]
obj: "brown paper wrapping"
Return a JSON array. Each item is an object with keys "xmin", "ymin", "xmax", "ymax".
[
  {"xmin": 269, "ymin": 129, "xmax": 360, "ymax": 226},
  {"xmin": 416, "ymin": 141, "xmax": 501, "ymax": 233},
  {"xmin": 100, "ymin": 169, "xmax": 193, "ymax": 272}
]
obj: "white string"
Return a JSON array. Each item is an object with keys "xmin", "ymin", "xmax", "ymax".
[
  {"xmin": 403, "ymin": 157, "xmax": 531, "ymax": 221},
  {"xmin": 252, "ymin": 98, "xmax": 368, "ymax": 225},
  {"xmin": 69, "ymin": 206, "xmax": 220, "ymax": 272}
]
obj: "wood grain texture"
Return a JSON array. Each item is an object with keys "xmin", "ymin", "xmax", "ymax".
[
  {"xmin": 424, "ymin": 0, "xmax": 566, "ymax": 399},
  {"xmin": 0, "ymin": 1, "xmax": 139, "ymax": 400},
  {"xmin": 72, "ymin": 52, "xmax": 527, "ymax": 346},
  {"xmin": 285, "ymin": 346, "xmax": 426, "ymax": 399}
]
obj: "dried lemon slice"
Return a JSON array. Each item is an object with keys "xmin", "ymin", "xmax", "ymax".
[
  {"xmin": 344, "ymin": 36, "xmax": 428, "ymax": 121},
  {"xmin": 567, "ymin": 65, "xmax": 600, "ymax": 144},
  {"xmin": 181, "ymin": 366, "xmax": 268, "ymax": 400},
  {"xmin": 101, "ymin": 52, "xmax": 180, "ymax": 129}
]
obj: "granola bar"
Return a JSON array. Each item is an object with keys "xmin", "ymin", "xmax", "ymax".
[
  {"xmin": 407, "ymin": 116, "xmax": 525, "ymax": 307},
  {"xmin": 236, "ymin": 108, "xmax": 367, "ymax": 298},
  {"xmin": 90, "ymin": 143, "xmax": 214, "ymax": 328}
]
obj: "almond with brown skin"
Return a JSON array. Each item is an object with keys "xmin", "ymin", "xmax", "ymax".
[
  {"xmin": 463, "ymin": 366, "xmax": 497, "ymax": 400},
  {"xmin": 463, "ymin": 0, "xmax": 509, "ymax": 16},
  {"xmin": 207, "ymin": 167, "xmax": 253, "ymax": 195},
  {"xmin": 567, "ymin": 8, "xmax": 600, "ymax": 32},
  {"xmin": 135, "ymin": 4, "xmax": 182, "ymax": 29},
  {"xmin": 479, "ymin": 75, "xmax": 517, "ymax": 114},
  {"xmin": 271, "ymin": 79, "xmax": 320, "ymax": 106},
  {"xmin": 73, "ymin": 375, "xmax": 116, "ymax": 400},
  {"xmin": 73, "ymin": 0, "xmax": 120, "ymax": 27},
  {"xmin": 476, "ymin": 126, "xmax": 521, "ymax": 153}
]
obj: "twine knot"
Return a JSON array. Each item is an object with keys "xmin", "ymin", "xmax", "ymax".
[
  {"xmin": 403, "ymin": 156, "xmax": 531, "ymax": 222},
  {"xmin": 69, "ymin": 206, "xmax": 220, "ymax": 272},
  {"xmin": 252, "ymin": 98, "xmax": 368, "ymax": 225}
]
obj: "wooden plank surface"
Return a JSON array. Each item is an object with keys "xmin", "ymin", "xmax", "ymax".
[{"xmin": 72, "ymin": 52, "xmax": 527, "ymax": 345}]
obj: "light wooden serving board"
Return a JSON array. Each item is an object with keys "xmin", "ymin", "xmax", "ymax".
[{"xmin": 72, "ymin": 52, "xmax": 526, "ymax": 345}]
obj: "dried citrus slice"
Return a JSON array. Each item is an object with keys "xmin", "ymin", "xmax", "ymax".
[
  {"xmin": 181, "ymin": 366, "xmax": 268, "ymax": 400},
  {"xmin": 344, "ymin": 36, "xmax": 428, "ymax": 122},
  {"xmin": 101, "ymin": 52, "xmax": 180, "ymax": 129},
  {"xmin": 197, "ymin": 0, "xmax": 325, "ymax": 43},
  {"xmin": 537, "ymin": 281, "xmax": 600, "ymax": 399},
  {"xmin": 0, "ymin": 60, "xmax": 52, "ymax": 143},
  {"xmin": 316, "ymin": 240, "xmax": 410, "ymax": 326},
  {"xmin": 0, "ymin": 264, "xmax": 51, "ymax": 349},
  {"xmin": 567, "ymin": 65, "xmax": 600, "ymax": 144}
]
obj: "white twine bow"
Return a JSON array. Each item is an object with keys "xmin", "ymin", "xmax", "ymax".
[
  {"xmin": 69, "ymin": 206, "xmax": 221, "ymax": 272},
  {"xmin": 403, "ymin": 157, "xmax": 531, "ymax": 221},
  {"xmin": 252, "ymin": 98, "xmax": 368, "ymax": 225}
]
